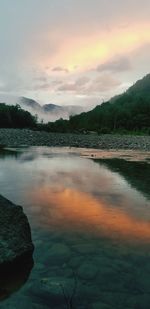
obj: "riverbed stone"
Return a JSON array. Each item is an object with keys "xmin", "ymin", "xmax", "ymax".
[
  {"xmin": 0, "ymin": 194, "xmax": 34, "ymax": 267},
  {"xmin": 69, "ymin": 256, "xmax": 84, "ymax": 268},
  {"xmin": 73, "ymin": 243, "xmax": 96, "ymax": 254},
  {"xmin": 47, "ymin": 243, "xmax": 71, "ymax": 265},
  {"xmin": 29, "ymin": 276, "xmax": 75, "ymax": 306},
  {"xmin": 77, "ymin": 262, "xmax": 98, "ymax": 280},
  {"xmin": 0, "ymin": 129, "xmax": 150, "ymax": 151},
  {"xmin": 91, "ymin": 301, "xmax": 111, "ymax": 309}
]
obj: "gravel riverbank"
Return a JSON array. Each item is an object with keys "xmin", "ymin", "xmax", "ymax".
[{"xmin": 0, "ymin": 128, "xmax": 150, "ymax": 150}]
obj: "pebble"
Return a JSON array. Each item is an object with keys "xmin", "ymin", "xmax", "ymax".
[
  {"xmin": 0, "ymin": 129, "xmax": 150, "ymax": 150},
  {"xmin": 77, "ymin": 262, "xmax": 98, "ymax": 280},
  {"xmin": 46, "ymin": 243, "xmax": 71, "ymax": 265}
]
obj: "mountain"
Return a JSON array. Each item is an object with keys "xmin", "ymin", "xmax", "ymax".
[
  {"xmin": 42, "ymin": 103, "xmax": 84, "ymax": 115},
  {"xmin": 1, "ymin": 73, "xmax": 150, "ymax": 132},
  {"xmin": 127, "ymin": 74, "xmax": 150, "ymax": 98},
  {"xmin": 18, "ymin": 98, "xmax": 88, "ymax": 122},
  {"xmin": 19, "ymin": 97, "xmax": 41, "ymax": 110},
  {"xmin": 47, "ymin": 73, "xmax": 150, "ymax": 133},
  {"xmin": 43, "ymin": 103, "xmax": 61, "ymax": 112},
  {"xmin": 0, "ymin": 95, "xmax": 92, "ymax": 122},
  {"xmin": 19, "ymin": 97, "xmax": 42, "ymax": 118}
]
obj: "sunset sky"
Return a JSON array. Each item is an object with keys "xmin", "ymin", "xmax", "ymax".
[{"xmin": 0, "ymin": 0, "xmax": 150, "ymax": 106}]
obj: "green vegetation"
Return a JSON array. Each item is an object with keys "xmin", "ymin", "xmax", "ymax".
[
  {"xmin": 0, "ymin": 103, "xmax": 37, "ymax": 128},
  {"xmin": 38, "ymin": 74, "xmax": 150, "ymax": 134},
  {"xmin": 0, "ymin": 74, "xmax": 150, "ymax": 134},
  {"xmin": 67, "ymin": 95, "xmax": 150, "ymax": 134}
]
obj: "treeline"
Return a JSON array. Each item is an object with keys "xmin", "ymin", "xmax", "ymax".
[
  {"xmin": 38, "ymin": 94, "xmax": 150, "ymax": 134},
  {"xmin": 39, "ymin": 74, "xmax": 150, "ymax": 134},
  {"xmin": 0, "ymin": 104, "xmax": 37, "ymax": 128},
  {"xmin": 0, "ymin": 97, "xmax": 150, "ymax": 134},
  {"xmin": 0, "ymin": 74, "xmax": 150, "ymax": 134}
]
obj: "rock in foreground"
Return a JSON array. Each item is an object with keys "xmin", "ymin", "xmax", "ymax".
[{"xmin": 0, "ymin": 195, "xmax": 34, "ymax": 267}]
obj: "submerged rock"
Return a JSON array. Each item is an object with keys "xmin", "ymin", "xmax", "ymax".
[
  {"xmin": 47, "ymin": 243, "xmax": 71, "ymax": 265},
  {"xmin": 29, "ymin": 276, "xmax": 75, "ymax": 306},
  {"xmin": 77, "ymin": 262, "xmax": 98, "ymax": 280},
  {"xmin": 0, "ymin": 194, "xmax": 34, "ymax": 267},
  {"xmin": 91, "ymin": 302, "xmax": 111, "ymax": 309}
]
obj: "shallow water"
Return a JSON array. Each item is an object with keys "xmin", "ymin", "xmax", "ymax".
[{"xmin": 0, "ymin": 147, "xmax": 150, "ymax": 309}]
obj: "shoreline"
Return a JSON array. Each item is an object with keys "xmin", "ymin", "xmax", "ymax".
[
  {"xmin": 80, "ymin": 148, "xmax": 150, "ymax": 162},
  {"xmin": 4, "ymin": 145, "xmax": 150, "ymax": 163},
  {"xmin": 0, "ymin": 128, "xmax": 150, "ymax": 151}
]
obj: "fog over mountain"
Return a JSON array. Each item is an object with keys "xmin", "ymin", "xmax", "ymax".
[
  {"xmin": 19, "ymin": 97, "xmax": 92, "ymax": 122},
  {"xmin": 0, "ymin": 94, "xmax": 92, "ymax": 122}
]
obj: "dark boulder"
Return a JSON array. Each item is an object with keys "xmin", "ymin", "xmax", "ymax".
[{"xmin": 0, "ymin": 194, "xmax": 34, "ymax": 267}]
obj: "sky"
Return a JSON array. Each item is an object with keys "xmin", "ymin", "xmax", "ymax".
[{"xmin": 0, "ymin": 0, "xmax": 150, "ymax": 107}]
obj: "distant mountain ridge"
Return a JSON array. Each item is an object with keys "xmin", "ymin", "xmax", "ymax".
[
  {"xmin": 127, "ymin": 74, "xmax": 150, "ymax": 97},
  {"xmin": 18, "ymin": 97, "xmax": 87, "ymax": 122},
  {"xmin": 47, "ymin": 73, "xmax": 150, "ymax": 133},
  {"xmin": 66, "ymin": 73, "xmax": 150, "ymax": 133},
  {"xmin": 43, "ymin": 103, "xmax": 61, "ymax": 112},
  {"xmin": 0, "ymin": 73, "xmax": 150, "ymax": 130},
  {"xmin": 0, "ymin": 94, "xmax": 91, "ymax": 122}
]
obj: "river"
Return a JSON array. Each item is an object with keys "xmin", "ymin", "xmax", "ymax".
[{"xmin": 0, "ymin": 147, "xmax": 150, "ymax": 309}]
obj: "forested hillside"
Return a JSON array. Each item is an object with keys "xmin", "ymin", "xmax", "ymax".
[
  {"xmin": 0, "ymin": 104, "xmax": 37, "ymax": 128},
  {"xmin": 43, "ymin": 74, "xmax": 150, "ymax": 134},
  {"xmin": 0, "ymin": 74, "xmax": 150, "ymax": 134}
]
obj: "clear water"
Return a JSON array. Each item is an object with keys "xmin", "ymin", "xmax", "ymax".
[{"xmin": 0, "ymin": 147, "xmax": 150, "ymax": 309}]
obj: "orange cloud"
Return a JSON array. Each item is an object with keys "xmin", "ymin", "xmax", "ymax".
[{"xmin": 40, "ymin": 22, "xmax": 150, "ymax": 73}]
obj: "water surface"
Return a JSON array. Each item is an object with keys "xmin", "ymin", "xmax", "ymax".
[{"xmin": 0, "ymin": 147, "xmax": 150, "ymax": 309}]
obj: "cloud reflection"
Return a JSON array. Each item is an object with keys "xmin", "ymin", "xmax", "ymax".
[{"xmin": 30, "ymin": 186, "xmax": 150, "ymax": 243}]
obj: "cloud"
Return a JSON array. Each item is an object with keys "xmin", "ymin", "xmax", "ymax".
[
  {"xmin": 0, "ymin": 1, "xmax": 150, "ymax": 104},
  {"xmin": 52, "ymin": 66, "xmax": 69, "ymax": 73},
  {"xmin": 58, "ymin": 83, "xmax": 78, "ymax": 91},
  {"xmin": 75, "ymin": 76, "xmax": 90, "ymax": 86},
  {"xmin": 32, "ymin": 83, "xmax": 51, "ymax": 91},
  {"xmin": 34, "ymin": 76, "xmax": 48, "ymax": 82},
  {"xmin": 32, "ymin": 79, "xmax": 63, "ymax": 92},
  {"xmin": 58, "ymin": 76, "xmax": 90, "ymax": 92},
  {"xmin": 96, "ymin": 56, "xmax": 132, "ymax": 73},
  {"xmin": 51, "ymin": 80, "xmax": 63, "ymax": 85},
  {"xmin": 58, "ymin": 74, "xmax": 121, "ymax": 94},
  {"xmin": 86, "ymin": 75, "xmax": 122, "ymax": 94}
]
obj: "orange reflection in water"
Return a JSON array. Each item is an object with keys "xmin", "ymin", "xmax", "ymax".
[{"xmin": 31, "ymin": 187, "xmax": 150, "ymax": 242}]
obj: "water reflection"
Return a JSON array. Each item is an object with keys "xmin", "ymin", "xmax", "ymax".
[
  {"xmin": 95, "ymin": 158, "xmax": 150, "ymax": 199},
  {"xmin": 30, "ymin": 186, "xmax": 150, "ymax": 243},
  {"xmin": 0, "ymin": 147, "xmax": 150, "ymax": 308},
  {"xmin": 0, "ymin": 148, "xmax": 20, "ymax": 159}
]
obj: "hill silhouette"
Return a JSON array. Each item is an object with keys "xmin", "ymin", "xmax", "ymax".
[
  {"xmin": 44, "ymin": 73, "xmax": 150, "ymax": 134},
  {"xmin": 0, "ymin": 74, "xmax": 150, "ymax": 134}
]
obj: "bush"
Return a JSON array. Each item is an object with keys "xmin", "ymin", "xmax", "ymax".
[{"xmin": 97, "ymin": 127, "xmax": 111, "ymax": 134}]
